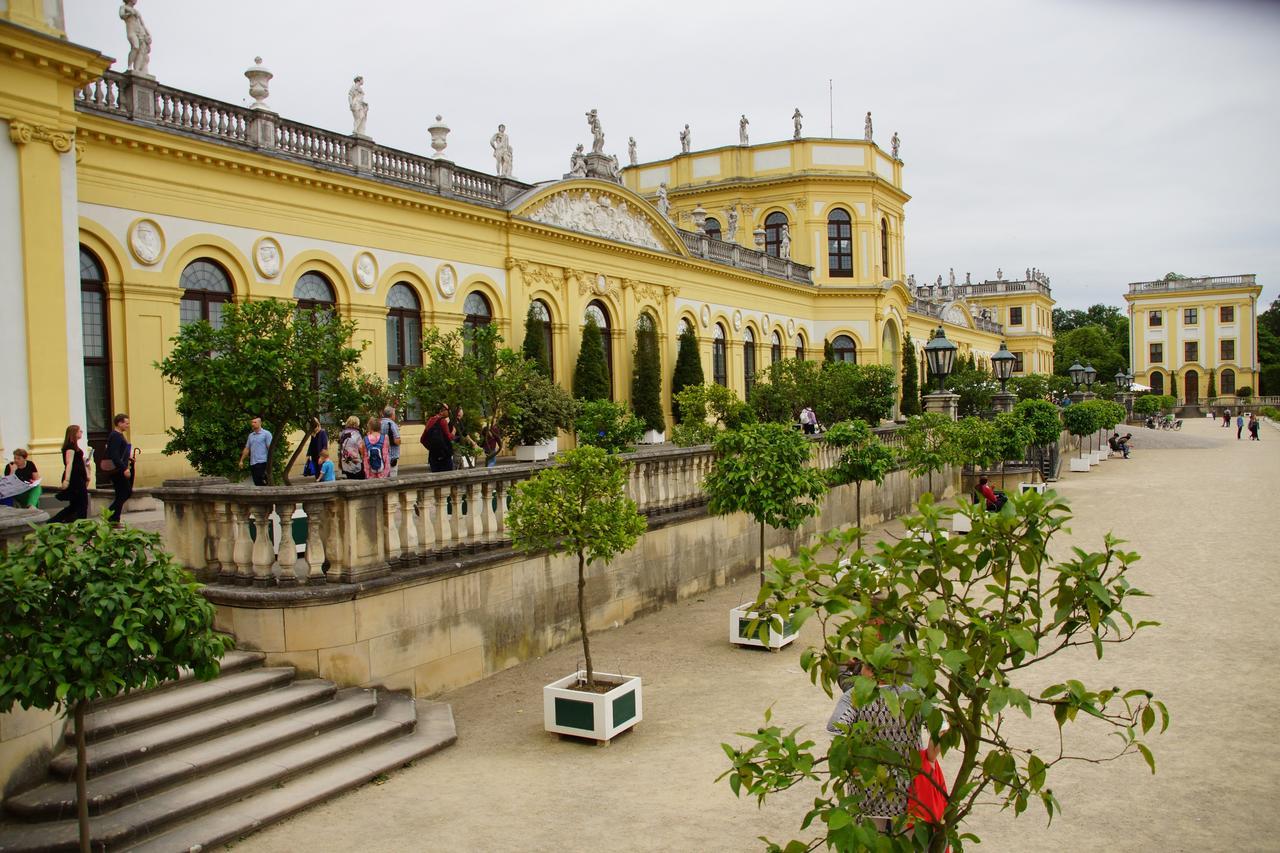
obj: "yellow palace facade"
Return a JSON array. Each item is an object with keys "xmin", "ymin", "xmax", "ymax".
[{"xmin": 1, "ymin": 6, "xmax": 1054, "ymax": 486}]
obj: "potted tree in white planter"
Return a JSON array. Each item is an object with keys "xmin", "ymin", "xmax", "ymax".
[
  {"xmin": 507, "ymin": 446, "xmax": 647, "ymax": 743},
  {"xmin": 508, "ymin": 370, "xmax": 577, "ymax": 462},
  {"xmin": 823, "ymin": 419, "xmax": 896, "ymax": 548},
  {"xmin": 705, "ymin": 422, "xmax": 828, "ymax": 650},
  {"xmin": 1062, "ymin": 403, "xmax": 1099, "ymax": 473},
  {"xmin": 1012, "ymin": 398, "xmax": 1062, "ymax": 491}
]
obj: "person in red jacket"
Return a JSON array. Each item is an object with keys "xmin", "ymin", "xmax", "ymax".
[
  {"xmin": 421, "ymin": 402, "xmax": 457, "ymax": 472},
  {"xmin": 977, "ymin": 476, "xmax": 1006, "ymax": 511}
]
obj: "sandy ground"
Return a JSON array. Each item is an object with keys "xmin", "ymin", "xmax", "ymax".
[{"xmin": 241, "ymin": 417, "xmax": 1279, "ymax": 853}]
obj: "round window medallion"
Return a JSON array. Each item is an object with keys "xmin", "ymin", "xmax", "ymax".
[
  {"xmin": 127, "ymin": 218, "xmax": 164, "ymax": 266},
  {"xmin": 353, "ymin": 252, "xmax": 378, "ymax": 291},
  {"xmin": 437, "ymin": 264, "xmax": 457, "ymax": 299},
  {"xmin": 253, "ymin": 237, "xmax": 282, "ymax": 279},
  {"xmin": 700, "ymin": 304, "xmax": 711, "ymax": 328}
]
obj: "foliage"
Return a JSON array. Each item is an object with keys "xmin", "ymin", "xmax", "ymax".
[
  {"xmin": 1132, "ymin": 395, "xmax": 1162, "ymax": 417},
  {"xmin": 992, "ymin": 411, "xmax": 1035, "ymax": 463},
  {"xmin": 900, "ymin": 332, "xmax": 921, "ymax": 417},
  {"xmin": 506, "ymin": 447, "xmax": 646, "ymax": 688},
  {"xmin": 1053, "ymin": 325, "xmax": 1126, "ymax": 386},
  {"xmin": 824, "ymin": 420, "xmax": 896, "ymax": 547},
  {"xmin": 749, "ymin": 359, "xmax": 823, "ymax": 424},
  {"xmin": 0, "ymin": 515, "xmax": 233, "ymax": 849},
  {"xmin": 1207, "ymin": 369, "xmax": 1217, "ymax": 400},
  {"xmin": 1260, "ymin": 406, "xmax": 1280, "ymax": 420},
  {"xmin": 1259, "ymin": 297, "xmax": 1280, "ymax": 395},
  {"xmin": 1012, "ymin": 399, "xmax": 1063, "ymax": 446},
  {"xmin": 942, "ymin": 358, "xmax": 997, "ymax": 418},
  {"xmin": 575, "ymin": 399, "xmax": 645, "ymax": 454},
  {"xmin": 1052, "ymin": 304, "xmax": 1130, "ymax": 365},
  {"xmin": 157, "ymin": 299, "xmax": 365, "ymax": 484},
  {"xmin": 507, "ymin": 370, "xmax": 578, "ymax": 446},
  {"xmin": 573, "ymin": 316, "xmax": 611, "ymax": 402},
  {"xmin": 705, "ymin": 422, "xmax": 828, "ymax": 586},
  {"xmin": 823, "ymin": 339, "xmax": 836, "ymax": 363},
  {"xmin": 897, "ymin": 413, "xmax": 958, "ymax": 496},
  {"xmin": 631, "ymin": 319, "xmax": 665, "ymax": 434},
  {"xmin": 1168, "ymin": 371, "xmax": 1177, "ymax": 400},
  {"xmin": 722, "ymin": 490, "xmax": 1167, "ymax": 852},
  {"xmin": 671, "ymin": 325, "xmax": 705, "ymax": 423},
  {"xmin": 347, "ymin": 372, "xmax": 407, "ymax": 424},
  {"xmin": 670, "ymin": 383, "xmax": 753, "ymax": 447},
  {"xmin": 1061, "ymin": 401, "xmax": 1100, "ymax": 438},
  {"xmin": 1009, "ymin": 373, "xmax": 1073, "ymax": 401},
  {"xmin": 1092, "ymin": 400, "xmax": 1126, "ymax": 432},
  {"xmin": 521, "ymin": 303, "xmax": 552, "ymax": 378},
  {"xmin": 951, "ymin": 416, "xmax": 1002, "ymax": 472},
  {"xmin": 1237, "ymin": 386, "xmax": 1253, "ymax": 399},
  {"xmin": 817, "ymin": 363, "xmax": 898, "ymax": 425}
]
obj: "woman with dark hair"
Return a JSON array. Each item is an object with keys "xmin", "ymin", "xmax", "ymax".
[{"xmin": 50, "ymin": 424, "xmax": 91, "ymax": 522}]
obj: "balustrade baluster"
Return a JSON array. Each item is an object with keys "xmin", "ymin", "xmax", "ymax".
[
  {"xmin": 478, "ymin": 481, "xmax": 494, "ymax": 546},
  {"xmin": 231, "ymin": 503, "xmax": 253, "ymax": 585},
  {"xmin": 385, "ymin": 490, "xmax": 402, "ymax": 565},
  {"xmin": 213, "ymin": 501, "xmax": 235, "ymax": 584},
  {"xmin": 323, "ymin": 500, "xmax": 345, "ymax": 582},
  {"xmin": 250, "ymin": 503, "xmax": 275, "ymax": 586},
  {"xmin": 494, "ymin": 479, "xmax": 508, "ymax": 544},
  {"xmin": 303, "ymin": 500, "xmax": 328, "ymax": 583},
  {"xmin": 276, "ymin": 500, "xmax": 300, "ymax": 585},
  {"xmin": 462, "ymin": 482, "xmax": 478, "ymax": 550},
  {"xmin": 415, "ymin": 487, "xmax": 430, "ymax": 558},
  {"xmin": 432, "ymin": 486, "xmax": 448, "ymax": 555},
  {"xmin": 202, "ymin": 502, "xmax": 221, "ymax": 579},
  {"xmin": 401, "ymin": 489, "xmax": 419, "ymax": 561}
]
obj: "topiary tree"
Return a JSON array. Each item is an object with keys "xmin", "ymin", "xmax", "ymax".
[
  {"xmin": 898, "ymin": 413, "xmax": 958, "ymax": 497},
  {"xmin": 1013, "ymin": 398, "xmax": 1065, "ymax": 483},
  {"xmin": 705, "ymin": 422, "xmax": 828, "ymax": 588},
  {"xmin": 670, "ymin": 383, "xmax": 754, "ymax": 447},
  {"xmin": 671, "ymin": 325, "xmax": 704, "ymax": 423},
  {"xmin": 0, "ymin": 516, "xmax": 233, "ymax": 853},
  {"xmin": 1238, "ymin": 385, "xmax": 1254, "ymax": 400},
  {"xmin": 992, "ymin": 410, "xmax": 1035, "ymax": 489},
  {"xmin": 574, "ymin": 399, "xmax": 645, "ymax": 454},
  {"xmin": 1062, "ymin": 400, "xmax": 1100, "ymax": 456},
  {"xmin": 631, "ymin": 317, "xmax": 665, "ymax": 434},
  {"xmin": 521, "ymin": 303, "xmax": 552, "ymax": 378},
  {"xmin": 506, "ymin": 370, "xmax": 578, "ymax": 447},
  {"xmin": 816, "ymin": 363, "xmax": 898, "ymax": 425},
  {"xmin": 823, "ymin": 339, "xmax": 836, "ymax": 364},
  {"xmin": 1168, "ymin": 371, "xmax": 1178, "ymax": 403},
  {"xmin": 824, "ymin": 419, "xmax": 896, "ymax": 547},
  {"xmin": 573, "ymin": 315, "xmax": 611, "ymax": 402},
  {"xmin": 1207, "ymin": 369, "xmax": 1217, "ymax": 401},
  {"xmin": 506, "ymin": 447, "xmax": 646, "ymax": 688},
  {"xmin": 900, "ymin": 333, "xmax": 921, "ymax": 417},
  {"xmin": 723, "ymin": 490, "xmax": 1167, "ymax": 852},
  {"xmin": 1133, "ymin": 394, "xmax": 1162, "ymax": 417}
]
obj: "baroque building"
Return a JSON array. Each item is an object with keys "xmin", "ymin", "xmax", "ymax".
[{"xmin": 0, "ymin": 6, "xmax": 1052, "ymax": 485}]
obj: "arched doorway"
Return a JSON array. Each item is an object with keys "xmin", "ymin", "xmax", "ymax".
[
  {"xmin": 880, "ymin": 322, "xmax": 901, "ymax": 419},
  {"xmin": 1184, "ymin": 369, "xmax": 1199, "ymax": 404},
  {"xmin": 1150, "ymin": 371, "xmax": 1164, "ymax": 395}
]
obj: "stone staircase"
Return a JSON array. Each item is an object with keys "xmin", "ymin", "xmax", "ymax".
[{"xmin": 0, "ymin": 651, "xmax": 456, "ymax": 852}]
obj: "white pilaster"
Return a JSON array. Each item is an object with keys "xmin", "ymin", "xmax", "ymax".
[{"xmin": 0, "ymin": 120, "xmax": 32, "ymax": 459}]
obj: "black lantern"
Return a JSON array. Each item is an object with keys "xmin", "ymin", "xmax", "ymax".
[
  {"xmin": 1068, "ymin": 361, "xmax": 1086, "ymax": 389},
  {"xmin": 1083, "ymin": 363, "xmax": 1097, "ymax": 388},
  {"xmin": 1114, "ymin": 370, "xmax": 1127, "ymax": 391},
  {"xmin": 991, "ymin": 342, "xmax": 1016, "ymax": 393},
  {"xmin": 924, "ymin": 325, "xmax": 958, "ymax": 393}
]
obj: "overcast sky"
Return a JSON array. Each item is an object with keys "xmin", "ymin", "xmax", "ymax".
[{"xmin": 65, "ymin": 0, "xmax": 1279, "ymax": 311}]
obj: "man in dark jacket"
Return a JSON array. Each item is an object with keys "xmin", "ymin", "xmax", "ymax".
[
  {"xmin": 421, "ymin": 403, "xmax": 456, "ymax": 472},
  {"xmin": 106, "ymin": 413, "xmax": 136, "ymax": 522}
]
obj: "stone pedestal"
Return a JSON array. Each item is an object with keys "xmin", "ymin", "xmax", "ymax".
[
  {"xmin": 922, "ymin": 391, "xmax": 960, "ymax": 420},
  {"xmin": 122, "ymin": 71, "xmax": 156, "ymax": 122},
  {"xmin": 566, "ymin": 152, "xmax": 621, "ymax": 183},
  {"xmin": 993, "ymin": 391, "xmax": 1016, "ymax": 414},
  {"xmin": 349, "ymin": 134, "xmax": 374, "ymax": 173},
  {"xmin": 248, "ymin": 109, "xmax": 278, "ymax": 150},
  {"xmin": 1068, "ymin": 391, "xmax": 1090, "ymax": 404}
]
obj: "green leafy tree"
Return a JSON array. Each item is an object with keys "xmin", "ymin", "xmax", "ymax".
[
  {"xmin": 1062, "ymin": 401, "xmax": 1101, "ymax": 455},
  {"xmin": 991, "ymin": 410, "xmax": 1035, "ymax": 489},
  {"xmin": 823, "ymin": 419, "xmax": 896, "ymax": 547},
  {"xmin": 723, "ymin": 490, "xmax": 1167, "ymax": 852},
  {"xmin": 0, "ymin": 516, "xmax": 233, "ymax": 853},
  {"xmin": 951, "ymin": 416, "xmax": 1001, "ymax": 475},
  {"xmin": 157, "ymin": 299, "xmax": 366, "ymax": 485},
  {"xmin": 897, "ymin": 413, "xmax": 958, "ymax": 497},
  {"xmin": 1054, "ymin": 326, "xmax": 1125, "ymax": 384},
  {"xmin": 521, "ymin": 303, "xmax": 552, "ymax": 378},
  {"xmin": 943, "ymin": 358, "xmax": 997, "ymax": 417},
  {"xmin": 900, "ymin": 333, "xmax": 921, "ymax": 417},
  {"xmin": 1168, "ymin": 371, "xmax": 1178, "ymax": 402},
  {"xmin": 1206, "ymin": 369, "xmax": 1217, "ymax": 400},
  {"xmin": 631, "ymin": 318, "xmax": 665, "ymax": 434},
  {"xmin": 1009, "ymin": 373, "xmax": 1072, "ymax": 401},
  {"xmin": 1012, "ymin": 399, "xmax": 1063, "ymax": 483},
  {"xmin": 817, "ymin": 363, "xmax": 898, "ymax": 425},
  {"xmin": 823, "ymin": 339, "xmax": 836, "ymax": 364},
  {"xmin": 1237, "ymin": 386, "xmax": 1253, "ymax": 400},
  {"xmin": 573, "ymin": 316, "xmax": 611, "ymax": 402},
  {"xmin": 671, "ymin": 383, "xmax": 752, "ymax": 447},
  {"xmin": 1258, "ymin": 296, "xmax": 1280, "ymax": 394},
  {"xmin": 671, "ymin": 325, "xmax": 705, "ymax": 423},
  {"xmin": 749, "ymin": 358, "xmax": 823, "ymax": 424},
  {"xmin": 506, "ymin": 447, "xmax": 646, "ymax": 688},
  {"xmin": 507, "ymin": 371, "xmax": 578, "ymax": 446},
  {"xmin": 575, "ymin": 400, "xmax": 645, "ymax": 453},
  {"xmin": 705, "ymin": 422, "xmax": 828, "ymax": 588},
  {"xmin": 1132, "ymin": 394, "xmax": 1162, "ymax": 417}
]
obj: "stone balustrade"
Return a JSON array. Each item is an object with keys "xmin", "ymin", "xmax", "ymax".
[
  {"xmin": 677, "ymin": 229, "xmax": 815, "ymax": 285},
  {"xmin": 0, "ymin": 507, "xmax": 47, "ymax": 556}
]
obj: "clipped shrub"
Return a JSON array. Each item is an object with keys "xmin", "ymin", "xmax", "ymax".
[{"xmin": 574, "ymin": 399, "xmax": 644, "ymax": 453}]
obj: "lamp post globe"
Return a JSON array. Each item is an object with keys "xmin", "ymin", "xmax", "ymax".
[
  {"xmin": 1083, "ymin": 363, "xmax": 1097, "ymax": 389},
  {"xmin": 991, "ymin": 342, "xmax": 1016, "ymax": 393},
  {"xmin": 1068, "ymin": 361, "xmax": 1086, "ymax": 390},
  {"xmin": 924, "ymin": 325, "xmax": 958, "ymax": 393},
  {"xmin": 1115, "ymin": 370, "xmax": 1127, "ymax": 391}
]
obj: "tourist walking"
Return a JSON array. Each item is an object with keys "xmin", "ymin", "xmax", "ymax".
[
  {"xmin": 481, "ymin": 419, "xmax": 501, "ymax": 468},
  {"xmin": 50, "ymin": 425, "xmax": 91, "ymax": 522},
  {"xmin": 338, "ymin": 416, "xmax": 366, "ymax": 480},
  {"xmin": 800, "ymin": 406, "xmax": 817, "ymax": 435},
  {"xmin": 105, "ymin": 413, "xmax": 137, "ymax": 523},
  {"xmin": 1237, "ymin": 413, "xmax": 1245, "ymax": 440},
  {"xmin": 364, "ymin": 416, "xmax": 390, "ymax": 479},
  {"xmin": 1249, "ymin": 414, "xmax": 1261, "ymax": 441},
  {"xmin": 303, "ymin": 417, "xmax": 328, "ymax": 478},
  {"xmin": 2, "ymin": 448, "xmax": 40, "ymax": 508},
  {"xmin": 238, "ymin": 416, "xmax": 273, "ymax": 486},
  {"xmin": 380, "ymin": 406, "xmax": 402, "ymax": 477},
  {"xmin": 314, "ymin": 447, "xmax": 336, "ymax": 482},
  {"xmin": 1222, "ymin": 408, "xmax": 1231, "ymax": 427},
  {"xmin": 421, "ymin": 403, "xmax": 457, "ymax": 473}
]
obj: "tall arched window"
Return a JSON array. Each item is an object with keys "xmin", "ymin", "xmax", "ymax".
[
  {"xmin": 79, "ymin": 247, "xmax": 113, "ymax": 470},
  {"xmin": 880, "ymin": 217, "xmax": 891, "ymax": 278},
  {"xmin": 771, "ymin": 331, "xmax": 783, "ymax": 364},
  {"xmin": 294, "ymin": 271, "xmax": 336, "ymax": 314},
  {"xmin": 386, "ymin": 283, "xmax": 422, "ymax": 387},
  {"xmin": 179, "ymin": 259, "xmax": 233, "ymax": 328},
  {"xmin": 530, "ymin": 299, "xmax": 555, "ymax": 379},
  {"xmin": 1221, "ymin": 368, "xmax": 1236, "ymax": 395},
  {"xmin": 827, "ymin": 209, "xmax": 853, "ymax": 278},
  {"xmin": 794, "ymin": 333, "xmax": 806, "ymax": 361},
  {"xmin": 712, "ymin": 323, "xmax": 727, "ymax": 386},
  {"xmin": 743, "ymin": 327, "xmax": 756, "ymax": 396},
  {"xmin": 1150, "ymin": 372, "xmax": 1164, "ymax": 395},
  {"xmin": 831, "ymin": 334, "xmax": 857, "ymax": 363},
  {"xmin": 463, "ymin": 291, "xmax": 493, "ymax": 332},
  {"xmin": 704, "ymin": 217, "xmax": 722, "ymax": 241},
  {"xmin": 764, "ymin": 212, "xmax": 788, "ymax": 258},
  {"xmin": 585, "ymin": 300, "xmax": 613, "ymax": 398}
]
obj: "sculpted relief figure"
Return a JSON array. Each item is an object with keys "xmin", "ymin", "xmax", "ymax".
[
  {"xmin": 725, "ymin": 207, "xmax": 739, "ymax": 242},
  {"xmin": 586, "ymin": 108, "xmax": 605, "ymax": 154},
  {"xmin": 119, "ymin": 0, "xmax": 152, "ymax": 76},
  {"xmin": 679, "ymin": 124, "xmax": 691, "ymax": 154},
  {"xmin": 569, "ymin": 144, "xmax": 588, "ymax": 177},
  {"xmin": 490, "ymin": 124, "xmax": 513, "ymax": 177},
  {"xmin": 628, "ymin": 136, "xmax": 638, "ymax": 166},
  {"xmin": 793, "ymin": 108, "xmax": 803, "ymax": 139},
  {"xmin": 349, "ymin": 76, "xmax": 369, "ymax": 136},
  {"xmin": 656, "ymin": 182, "xmax": 671, "ymax": 220},
  {"xmin": 779, "ymin": 224, "xmax": 792, "ymax": 260},
  {"xmin": 739, "ymin": 114, "xmax": 749, "ymax": 146}
]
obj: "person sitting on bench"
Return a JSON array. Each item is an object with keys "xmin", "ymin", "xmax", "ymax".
[
  {"xmin": 977, "ymin": 477, "xmax": 1007, "ymax": 512},
  {"xmin": 1109, "ymin": 433, "xmax": 1122, "ymax": 455},
  {"xmin": 1117, "ymin": 433, "xmax": 1132, "ymax": 459}
]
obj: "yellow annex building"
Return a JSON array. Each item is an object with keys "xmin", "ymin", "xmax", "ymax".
[
  {"xmin": 1, "ymin": 5, "xmax": 1055, "ymax": 486},
  {"xmin": 1123, "ymin": 273, "xmax": 1263, "ymax": 405}
]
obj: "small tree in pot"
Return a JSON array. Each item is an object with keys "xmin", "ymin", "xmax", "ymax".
[
  {"xmin": 1014, "ymin": 398, "xmax": 1065, "ymax": 483},
  {"xmin": 991, "ymin": 410, "xmax": 1035, "ymax": 489},
  {"xmin": 1062, "ymin": 401, "xmax": 1100, "ymax": 460},
  {"xmin": 897, "ymin": 413, "xmax": 958, "ymax": 498},
  {"xmin": 575, "ymin": 400, "xmax": 645, "ymax": 454},
  {"xmin": 506, "ymin": 370, "xmax": 577, "ymax": 449},
  {"xmin": 823, "ymin": 419, "xmax": 896, "ymax": 548}
]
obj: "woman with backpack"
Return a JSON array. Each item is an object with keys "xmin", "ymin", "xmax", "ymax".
[
  {"xmin": 364, "ymin": 416, "xmax": 390, "ymax": 479},
  {"xmin": 338, "ymin": 415, "xmax": 367, "ymax": 480},
  {"xmin": 421, "ymin": 402, "xmax": 457, "ymax": 473}
]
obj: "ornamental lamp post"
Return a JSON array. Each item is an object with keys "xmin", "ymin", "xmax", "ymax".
[
  {"xmin": 1083, "ymin": 363, "xmax": 1097, "ymax": 400},
  {"xmin": 1068, "ymin": 361, "xmax": 1087, "ymax": 403},
  {"xmin": 991, "ymin": 342, "xmax": 1017, "ymax": 413},
  {"xmin": 922, "ymin": 325, "xmax": 960, "ymax": 420},
  {"xmin": 1115, "ymin": 370, "xmax": 1127, "ymax": 391}
]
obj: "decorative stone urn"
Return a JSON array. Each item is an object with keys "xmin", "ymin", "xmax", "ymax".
[
  {"xmin": 428, "ymin": 115, "xmax": 450, "ymax": 157},
  {"xmin": 245, "ymin": 57, "xmax": 272, "ymax": 110}
]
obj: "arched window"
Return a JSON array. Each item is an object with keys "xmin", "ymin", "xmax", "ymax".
[
  {"xmin": 585, "ymin": 300, "xmax": 613, "ymax": 398},
  {"xmin": 530, "ymin": 299, "xmax": 555, "ymax": 379},
  {"xmin": 743, "ymin": 327, "xmax": 756, "ymax": 397},
  {"xmin": 179, "ymin": 259, "xmax": 233, "ymax": 328},
  {"xmin": 463, "ymin": 291, "xmax": 493, "ymax": 331},
  {"xmin": 712, "ymin": 323, "xmax": 727, "ymax": 386},
  {"xmin": 294, "ymin": 271, "xmax": 336, "ymax": 314},
  {"xmin": 386, "ymin": 283, "xmax": 422, "ymax": 387},
  {"xmin": 1221, "ymin": 368, "xmax": 1236, "ymax": 396},
  {"xmin": 704, "ymin": 217, "xmax": 722, "ymax": 241},
  {"xmin": 794, "ymin": 333, "xmax": 806, "ymax": 361},
  {"xmin": 771, "ymin": 331, "xmax": 783, "ymax": 365},
  {"xmin": 880, "ymin": 217, "xmax": 891, "ymax": 278},
  {"xmin": 764, "ymin": 212, "xmax": 788, "ymax": 258},
  {"xmin": 1150, "ymin": 372, "xmax": 1164, "ymax": 395},
  {"xmin": 827, "ymin": 209, "xmax": 853, "ymax": 278},
  {"xmin": 831, "ymin": 334, "xmax": 857, "ymax": 363},
  {"xmin": 79, "ymin": 247, "xmax": 113, "ymax": 469}
]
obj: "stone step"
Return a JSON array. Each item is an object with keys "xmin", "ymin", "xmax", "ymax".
[
  {"xmin": 80, "ymin": 666, "xmax": 292, "ymax": 744},
  {"xmin": 6, "ymin": 688, "xmax": 378, "ymax": 821},
  {"xmin": 127, "ymin": 702, "xmax": 457, "ymax": 853},
  {"xmin": 84, "ymin": 650, "xmax": 266, "ymax": 714},
  {"xmin": 0, "ymin": 695, "xmax": 443, "ymax": 853},
  {"xmin": 49, "ymin": 679, "xmax": 333, "ymax": 779}
]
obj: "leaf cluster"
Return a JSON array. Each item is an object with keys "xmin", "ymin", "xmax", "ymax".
[
  {"xmin": 705, "ymin": 422, "xmax": 827, "ymax": 532},
  {"xmin": 823, "ymin": 419, "xmax": 896, "ymax": 489},
  {"xmin": 575, "ymin": 400, "xmax": 645, "ymax": 454},
  {"xmin": 896, "ymin": 413, "xmax": 959, "ymax": 481},
  {"xmin": 671, "ymin": 383, "xmax": 753, "ymax": 447},
  {"xmin": 1012, "ymin": 399, "xmax": 1064, "ymax": 446},
  {"xmin": 1008, "ymin": 373, "xmax": 1073, "ymax": 402}
]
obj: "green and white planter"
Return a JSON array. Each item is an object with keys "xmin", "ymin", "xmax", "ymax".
[
  {"xmin": 729, "ymin": 605, "xmax": 798, "ymax": 650},
  {"xmin": 1020, "ymin": 482, "xmax": 1048, "ymax": 494},
  {"xmin": 515, "ymin": 437, "xmax": 558, "ymax": 462},
  {"xmin": 543, "ymin": 670, "xmax": 642, "ymax": 742}
]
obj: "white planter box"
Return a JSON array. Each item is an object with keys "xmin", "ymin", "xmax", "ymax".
[
  {"xmin": 1069, "ymin": 456, "xmax": 1090, "ymax": 473},
  {"xmin": 1093, "ymin": 450, "xmax": 1106, "ymax": 464},
  {"xmin": 729, "ymin": 605, "xmax": 798, "ymax": 650},
  {"xmin": 1020, "ymin": 482, "xmax": 1047, "ymax": 494},
  {"xmin": 640, "ymin": 429, "xmax": 666, "ymax": 445},
  {"xmin": 952, "ymin": 512, "xmax": 973, "ymax": 533},
  {"xmin": 543, "ymin": 671, "xmax": 642, "ymax": 742},
  {"xmin": 514, "ymin": 437, "xmax": 558, "ymax": 462}
]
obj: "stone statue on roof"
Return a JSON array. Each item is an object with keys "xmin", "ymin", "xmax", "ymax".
[
  {"xmin": 864, "ymin": 111, "xmax": 873, "ymax": 142},
  {"xmin": 679, "ymin": 124, "xmax": 691, "ymax": 154},
  {"xmin": 490, "ymin": 124, "xmax": 512, "ymax": 177},
  {"xmin": 586, "ymin": 109, "xmax": 605, "ymax": 154},
  {"xmin": 119, "ymin": 0, "xmax": 152, "ymax": 76},
  {"xmin": 793, "ymin": 108, "xmax": 803, "ymax": 139},
  {"xmin": 891, "ymin": 131, "xmax": 900, "ymax": 158},
  {"xmin": 739, "ymin": 115, "xmax": 749, "ymax": 146},
  {"xmin": 628, "ymin": 137, "xmax": 637, "ymax": 166},
  {"xmin": 349, "ymin": 77, "xmax": 369, "ymax": 137}
]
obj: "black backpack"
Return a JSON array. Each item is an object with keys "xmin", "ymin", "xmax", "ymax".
[{"xmin": 423, "ymin": 420, "xmax": 450, "ymax": 455}]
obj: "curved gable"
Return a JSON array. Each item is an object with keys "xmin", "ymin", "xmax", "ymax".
[
  {"xmin": 940, "ymin": 300, "xmax": 975, "ymax": 329},
  {"xmin": 510, "ymin": 179, "xmax": 687, "ymax": 256}
]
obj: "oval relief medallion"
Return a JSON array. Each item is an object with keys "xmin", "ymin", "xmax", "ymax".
[
  {"xmin": 787, "ymin": 319, "xmax": 796, "ymax": 337},
  {"xmin": 128, "ymin": 218, "xmax": 164, "ymax": 266},
  {"xmin": 595, "ymin": 273, "xmax": 608, "ymax": 295},
  {"xmin": 700, "ymin": 304, "xmax": 711, "ymax": 328},
  {"xmin": 761, "ymin": 313, "xmax": 770, "ymax": 332},
  {"xmin": 353, "ymin": 252, "xmax": 378, "ymax": 291},
  {"xmin": 253, "ymin": 237, "xmax": 282, "ymax": 279},
  {"xmin": 437, "ymin": 264, "xmax": 457, "ymax": 299},
  {"xmin": 732, "ymin": 309, "xmax": 743, "ymax": 332}
]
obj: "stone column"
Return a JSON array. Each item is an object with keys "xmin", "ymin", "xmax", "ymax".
[
  {"xmin": 993, "ymin": 391, "xmax": 1016, "ymax": 414},
  {"xmin": 922, "ymin": 391, "xmax": 960, "ymax": 420}
]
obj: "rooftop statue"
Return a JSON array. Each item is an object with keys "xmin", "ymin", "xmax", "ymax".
[
  {"xmin": 891, "ymin": 131, "xmax": 900, "ymax": 159},
  {"xmin": 996, "ymin": 267, "xmax": 1003, "ymax": 280},
  {"xmin": 679, "ymin": 124, "xmax": 691, "ymax": 154},
  {"xmin": 491, "ymin": 124, "xmax": 513, "ymax": 178},
  {"xmin": 586, "ymin": 109, "xmax": 605, "ymax": 154},
  {"xmin": 793, "ymin": 108, "xmax": 803, "ymax": 140},
  {"xmin": 349, "ymin": 76, "xmax": 368, "ymax": 137},
  {"xmin": 119, "ymin": 0, "xmax": 152, "ymax": 77},
  {"xmin": 739, "ymin": 115, "xmax": 749, "ymax": 146},
  {"xmin": 569, "ymin": 144, "xmax": 588, "ymax": 178},
  {"xmin": 864, "ymin": 111, "xmax": 873, "ymax": 142},
  {"xmin": 628, "ymin": 137, "xmax": 637, "ymax": 166}
]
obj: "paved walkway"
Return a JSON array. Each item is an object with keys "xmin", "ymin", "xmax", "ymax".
[{"xmin": 243, "ymin": 418, "xmax": 1278, "ymax": 852}]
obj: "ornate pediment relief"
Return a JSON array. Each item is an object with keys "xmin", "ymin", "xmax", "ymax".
[
  {"xmin": 522, "ymin": 188, "xmax": 672, "ymax": 253},
  {"xmin": 941, "ymin": 301, "xmax": 972, "ymax": 328}
]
